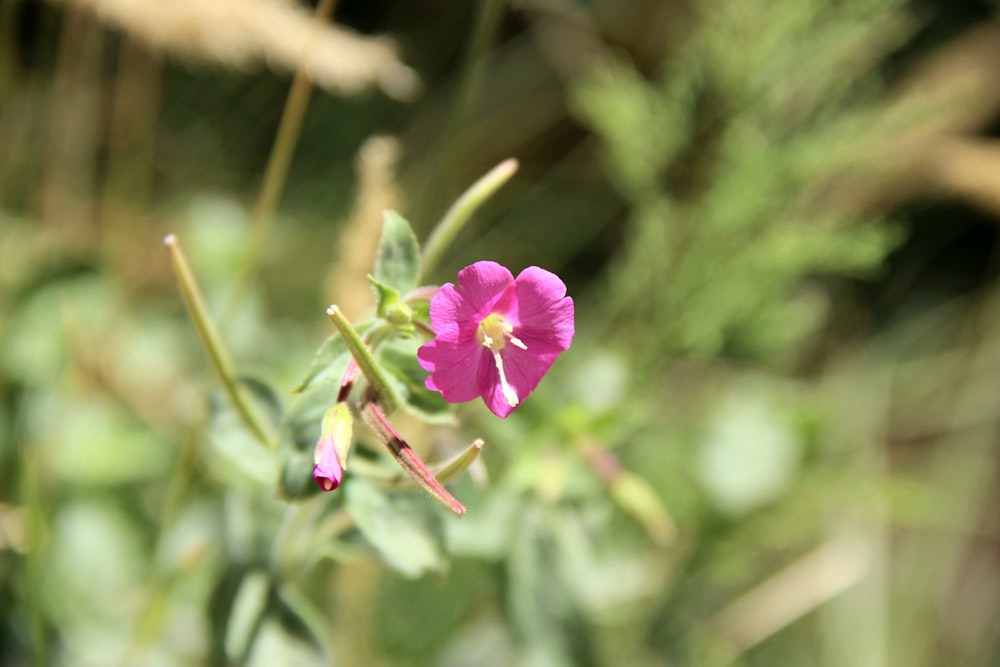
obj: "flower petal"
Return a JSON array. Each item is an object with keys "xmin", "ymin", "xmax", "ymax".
[
  {"xmin": 477, "ymin": 349, "xmax": 514, "ymax": 418},
  {"xmin": 513, "ymin": 266, "xmax": 574, "ymax": 352},
  {"xmin": 501, "ymin": 346, "xmax": 558, "ymax": 415},
  {"xmin": 427, "ymin": 282, "xmax": 468, "ymax": 342},
  {"xmin": 313, "ymin": 438, "xmax": 343, "ymax": 491},
  {"xmin": 418, "ymin": 337, "xmax": 486, "ymax": 403},
  {"xmin": 455, "ymin": 261, "xmax": 516, "ymax": 318}
]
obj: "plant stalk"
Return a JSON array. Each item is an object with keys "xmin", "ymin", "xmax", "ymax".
[{"xmin": 164, "ymin": 234, "xmax": 276, "ymax": 446}]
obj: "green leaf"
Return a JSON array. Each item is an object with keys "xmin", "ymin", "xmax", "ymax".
[
  {"xmin": 368, "ymin": 275, "xmax": 414, "ymax": 333},
  {"xmin": 208, "ymin": 395, "xmax": 280, "ymax": 490},
  {"xmin": 379, "ymin": 341, "xmax": 454, "ymax": 424},
  {"xmin": 225, "ymin": 570, "xmax": 271, "ymax": 662},
  {"xmin": 279, "ymin": 450, "xmax": 321, "ymax": 500},
  {"xmin": 345, "ymin": 479, "xmax": 448, "ymax": 578},
  {"xmin": 368, "ymin": 275, "xmax": 401, "ymax": 317},
  {"xmin": 374, "ymin": 210, "xmax": 421, "ymax": 293},
  {"xmin": 292, "ymin": 333, "xmax": 348, "ymax": 394},
  {"xmin": 292, "ymin": 321, "xmax": 373, "ymax": 394},
  {"xmin": 282, "ymin": 374, "xmax": 346, "ymax": 455}
]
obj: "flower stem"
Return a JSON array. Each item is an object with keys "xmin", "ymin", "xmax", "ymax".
[
  {"xmin": 164, "ymin": 234, "xmax": 276, "ymax": 447},
  {"xmin": 420, "ymin": 158, "xmax": 519, "ymax": 279},
  {"xmin": 361, "ymin": 401, "xmax": 466, "ymax": 516},
  {"xmin": 326, "ymin": 305, "xmax": 398, "ymax": 411}
]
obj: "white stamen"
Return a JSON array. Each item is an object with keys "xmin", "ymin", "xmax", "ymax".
[
  {"xmin": 491, "ymin": 349, "xmax": 519, "ymax": 407},
  {"xmin": 509, "ymin": 335, "xmax": 527, "ymax": 350}
]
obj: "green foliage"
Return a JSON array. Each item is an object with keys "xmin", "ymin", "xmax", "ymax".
[
  {"xmin": 3, "ymin": 1, "xmax": 998, "ymax": 666},
  {"xmin": 345, "ymin": 480, "xmax": 448, "ymax": 578},
  {"xmin": 573, "ymin": 0, "xmax": 910, "ymax": 363},
  {"xmin": 375, "ymin": 210, "xmax": 422, "ymax": 295}
]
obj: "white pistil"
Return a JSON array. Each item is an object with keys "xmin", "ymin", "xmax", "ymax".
[
  {"xmin": 479, "ymin": 313, "xmax": 527, "ymax": 408},
  {"xmin": 491, "ymin": 348, "xmax": 519, "ymax": 407}
]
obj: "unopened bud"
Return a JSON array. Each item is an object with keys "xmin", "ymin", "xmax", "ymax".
[{"xmin": 313, "ymin": 403, "xmax": 354, "ymax": 492}]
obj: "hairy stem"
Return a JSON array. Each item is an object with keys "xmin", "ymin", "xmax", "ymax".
[
  {"xmin": 361, "ymin": 401, "xmax": 466, "ymax": 517},
  {"xmin": 326, "ymin": 305, "xmax": 398, "ymax": 412}
]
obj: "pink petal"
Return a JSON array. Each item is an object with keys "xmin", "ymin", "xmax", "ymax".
[
  {"xmin": 513, "ymin": 266, "xmax": 574, "ymax": 352},
  {"xmin": 476, "ymin": 351, "xmax": 512, "ymax": 418},
  {"xmin": 418, "ymin": 338, "xmax": 486, "ymax": 403},
  {"xmin": 426, "ymin": 283, "xmax": 467, "ymax": 342},
  {"xmin": 313, "ymin": 439, "xmax": 343, "ymax": 491},
  {"xmin": 455, "ymin": 261, "xmax": 516, "ymax": 317},
  {"xmin": 501, "ymin": 345, "xmax": 560, "ymax": 416}
]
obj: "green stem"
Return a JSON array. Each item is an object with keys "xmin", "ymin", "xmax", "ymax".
[
  {"xmin": 433, "ymin": 438, "xmax": 484, "ymax": 484},
  {"xmin": 325, "ymin": 305, "xmax": 398, "ymax": 412},
  {"xmin": 420, "ymin": 157, "xmax": 519, "ymax": 279},
  {"xmin": 164, "ymin": 234, "xmax": 276, "ymax": 447},
  {"xmin": 226, "ymin": 0, "xmax": 339, "ymax": 319},
  {"xmin": 350, "ymin": 438, "xmax": 484, "ymax": 490}
]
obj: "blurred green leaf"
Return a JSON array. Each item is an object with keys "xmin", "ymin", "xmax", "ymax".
[
  {"xmin": 225, "ymin": 570, "xmax": 271, "ymax": 662},
  {"xmin": 345, "ymin": 478, "xmax": 448, "ymax": 578},
  {"xmin": 292, "ymin": 328, "xmax": 356, "ymax": 394},
  {"xmin": 207, "ymin": 396, "xmax": 280, "ymax": 490},
  {"xmin": 374, "ymin": 210, "xmax": 421, "ymax": 294},
  {"xmin": 378, "ymin": 340, "xmax": 454, "ymax": 424}
]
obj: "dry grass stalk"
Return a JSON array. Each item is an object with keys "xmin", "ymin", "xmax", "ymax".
[{"xmin": 68, "ymin": 0, "xmax": 419, "ymax": 99}]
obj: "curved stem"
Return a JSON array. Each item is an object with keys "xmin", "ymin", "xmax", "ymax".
[
  {"xmin": 164, "ymin": 234, "xmax": 276, "ymax": 447},
  {"xmin": 420, "ymin": 158, "xmax": 519, "ymax": 279}
]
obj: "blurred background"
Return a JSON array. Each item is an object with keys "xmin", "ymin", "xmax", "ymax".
[{"xmin": 3, "ymin": 0, "xmax": 1000, "ymax": 665}]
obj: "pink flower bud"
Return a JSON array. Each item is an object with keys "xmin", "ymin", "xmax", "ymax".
[{"xmin": 313, "ymin": 403, "xmax": 353, "ymax": 492}]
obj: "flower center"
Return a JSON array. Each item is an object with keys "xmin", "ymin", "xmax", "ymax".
[{"xmin": 477, "ymin": 313, "xmax": 527, "ymax": 408}]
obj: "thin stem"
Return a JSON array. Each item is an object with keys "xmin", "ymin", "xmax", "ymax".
[
  {"xmin": 226, "ymin": 0, "xmax": 339, "ymax": 318},
  {"xmin": 326, "ymin": 305, "xmax": 398, "ymax": 411},
  {"xmin": 351, "ymin": 438, "xmax": 484, "ymax": 489},
  {"xmin": 164, "ymin": 234, "xmax": 276, "ymax": 446},
  {"xmin": 361, "ymin": 401, "xmax": 466, "ymax": 516},
  {"xmin": 433, "ymin": 438, "xmax": 484, "ymax": 484},
  {"xmin": 419, "ymin": 158, "xmax": 519, "ymax": 279}
]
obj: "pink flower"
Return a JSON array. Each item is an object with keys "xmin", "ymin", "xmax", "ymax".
[
  {"xmin": 313, "ymin": 404, "xmax": 353, "ymax": 491},
  {"xmin": 417, "ymin": 261, "xmax": 574, "ymax": 418},
  {"xmin": 313, "ymin": 439, "xmax": 342, "ymax": 491}
]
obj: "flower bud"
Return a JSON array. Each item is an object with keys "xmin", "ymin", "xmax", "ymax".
[{"xmin": 313, "ymin": 403, "xmax": 354, "ymax": 491}]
